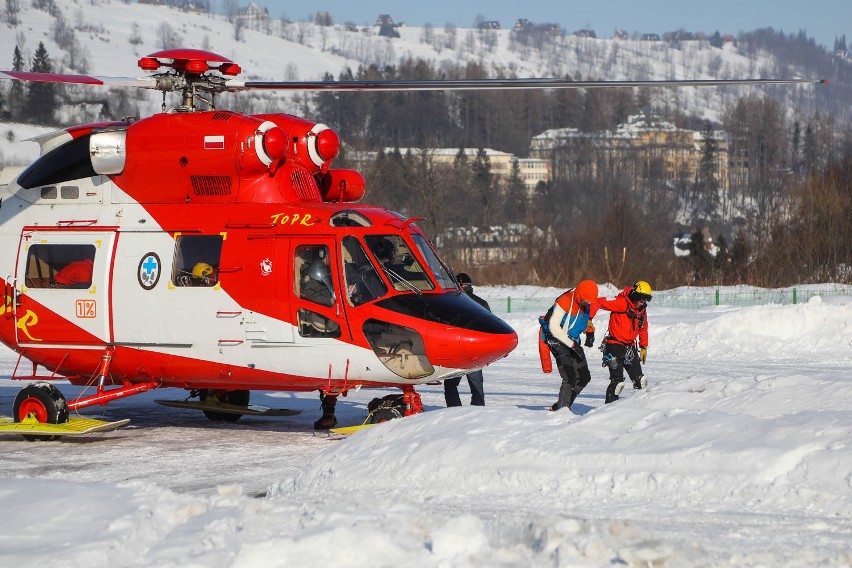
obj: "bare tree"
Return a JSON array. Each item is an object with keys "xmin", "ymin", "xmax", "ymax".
[
  {"xmin": 157, "ymin": 22, "xmax": 180, "ymax": 50},
  {"xmin": 5, "ymin": 0, "xmax": 20, "ymax": 26},
  {"xmin": 221, "ymin": 0, "xmax": 238, "ymax": 23},
  {"xmin": 128, "ymin": 22, "xmax": 143, "ymax": 46}
]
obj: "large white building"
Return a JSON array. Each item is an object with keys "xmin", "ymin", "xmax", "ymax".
[{"xmin": 374, "ymin": 147, "xmax": 551, "ymax": 193}]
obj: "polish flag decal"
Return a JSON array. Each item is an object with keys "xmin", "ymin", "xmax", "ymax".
[{"xmin": 204, "ymin": 135, "xmax": 225, "ymax": 150}]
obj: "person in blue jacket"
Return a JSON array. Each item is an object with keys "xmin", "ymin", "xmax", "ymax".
[{"xmin": 539, "ymin": 279, "xmax": 598, "ymax": 410}]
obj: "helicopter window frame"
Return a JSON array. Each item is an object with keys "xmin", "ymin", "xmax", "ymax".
[
  {"xmin": 296, "ymin": 308, "xmax": 341, "ymax": 338},
  {"xmin": 171, "ymin": 235, "xmax": 223, "ymax": 288},
  {"xmin": 364, "ymin": 234, "xmax": 435, "ymax": 293},
  {"xmin": 341, "ymin": 236, "xmax": 387, "ymax": 306},
  {"xmin": 411, "ymin": 234, "xmax": 456, "ymax": 290},
  {"xmin": 294, "ymin": 244, "xmax": 336, "ymax": 308},
  {"xmin": 330, "ymin": 210, "xmax": 373, "ymax": 227},
  {"xmin": 60, "ymin": 185, "xmax": 80, "ymax": 200},
  {"xmin": 25, "ymin": 244, "xmax": 96, "ymax": 290}
]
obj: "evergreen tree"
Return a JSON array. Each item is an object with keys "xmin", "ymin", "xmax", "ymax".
[
  {"xmin": 24, "ymin": 42, "xmax": 56, "ymax": 125},
  {"xmin": 471, "ymin": 148, "xmax": 492, "ymax": 225},
  {"xmin": 697, "ymin": 122, "xmax": 720, "ymax": 217},
  {"xmin": 791, "ymin": 120, "xmax": 802, "ymax": 176},
  {"xmin": 7, "ymin": 45, "xmax": 25, "ymax": 121},
  {"xmin": 713, "ymin": 233, "xmax": 730, "ymax": 278},
  {"xmin": 504, "ymin": 158, "xmax": 527, "ymax": 224},
  {"xmin": 803, "ymin": 123, "xmax": 818, "ymax": 175},
  {"xmin": 687, "ymin": 230, "xmax": 713, "ymax": 283},
  {"xmin": 709, "ymin": 31, "xmax": 723, "ymax": 48},
  {"xmin": 730, "ymin": 230, "xmax": 751, "ymax": 283}
]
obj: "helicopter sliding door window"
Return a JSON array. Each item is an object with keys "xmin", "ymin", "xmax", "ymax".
[
  {"xmin": 172, "ymin": 235, "xmax": 223, "ymax": 287},
  {"xmin": 341, "ymin": 236, "xmax": 387, "ymax": 306},
  {"xmin": 25, "ymin": 244, "xmax": 96, "ymax": 289},
  {"xmin": 294, "ymin": 244, "xmax": 340, "ymax": 338}
]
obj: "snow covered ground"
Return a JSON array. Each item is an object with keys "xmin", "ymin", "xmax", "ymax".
[{"xmin": 1, "ymin": 284, "xmax": 850, "ymax": 567}]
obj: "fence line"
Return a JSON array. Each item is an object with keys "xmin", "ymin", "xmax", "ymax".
[{"xmin": 491, "ymin": 285, "xmax": 852, "ymax": 314}]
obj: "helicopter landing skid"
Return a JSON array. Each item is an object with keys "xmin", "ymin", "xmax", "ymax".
[{"xmin": 154, "ymin": 399, "xmax": 302, "ymax": 417}]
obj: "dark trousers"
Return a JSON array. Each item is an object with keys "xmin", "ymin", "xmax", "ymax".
[
  {"xmin": 548, "ymin": 340, "xmax": 591, "ymax": 409},
  {"xmin": 603, "ymin": 342, "xmax": 644, "ymax": 403},
  {"xmin": 444, "ymin": 370, "xmax": 485, "ymax": 406}
]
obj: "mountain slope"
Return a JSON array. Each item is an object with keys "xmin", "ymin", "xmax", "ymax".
[{"xmin": 0, "ymin": 1, "xmax": 846, "ymax": 130}]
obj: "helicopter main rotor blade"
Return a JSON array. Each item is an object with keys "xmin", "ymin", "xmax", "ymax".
[
  {"xmin": 230, "ymin": 77, "xmax": 827, "ymax": 92},
  {"xmin": 0, "ymin": 70, "xmax": 157, "ymax": 89}
]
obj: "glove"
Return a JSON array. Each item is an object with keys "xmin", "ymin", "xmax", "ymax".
[
  {"xmin": 639, "ymin": 347, "xmax": 647, "ymax": 364},
  {"xmin": 584, "ymin": 331, "xmax": 595, "ymax": 347}
]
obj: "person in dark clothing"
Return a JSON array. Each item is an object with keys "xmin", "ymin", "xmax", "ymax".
[
  {"xmin": 596, "ymin": 280, "xmax": 651, "ymax": 404},
  {"xmin": 299, "ymin": 251, "xmax": 335, "ymax": 307},
  {"xmin": 539, "ymin": 280, "xmax": 598, "ymax": 410},
  {"xmin": 314, "ymin": 391, "xmax": 338, "ymax": 430},
  {"xmin": 444, "ymin": 273, "xmax": 490, "ymax": 407}
]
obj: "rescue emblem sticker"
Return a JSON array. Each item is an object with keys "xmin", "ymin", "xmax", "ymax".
[{"xmin": 138, "ymin": 253, "xmax": 161, "ymax": 290}]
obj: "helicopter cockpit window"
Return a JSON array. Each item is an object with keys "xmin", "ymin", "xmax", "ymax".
[
  {"xmin": 172, "ymin": 235, "xmax": 223, "ymax": 287},
  {"xmin": 330, "ymin": 210, "xmax": 372, "ymax": 227},
  {"xmin": 295, "ymin": 245, "xmax": 336, "ymax": 307},
  {"xmin": 364, "ymin": 235, "xmax": 434, "ymax": 292},
  {"xmin": 342, "ymin": 236, "xmax": 387, "ymax": 306},
  {"xmin": 25, "ymin": 244, "xmax": 96, "ymax": 289},
  {"xmin": 411, "ymin": 234, "xmax": 456, "ymax": 289}
]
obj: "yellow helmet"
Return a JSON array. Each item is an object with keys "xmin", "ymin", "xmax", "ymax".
[
  {"xmin": 630, "ymin": 280, "xmax": 652, "ymax": 302},
  {"xmin": 192, "ymin": 262, "xmax": 214, "ymax": 280}
]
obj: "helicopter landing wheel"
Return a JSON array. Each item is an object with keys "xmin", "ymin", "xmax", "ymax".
[
  {"xmin": 13, "ymin": 382, "xmax": 70, "ymax": 442},
  {"xmin": 199, "ymin": 389, "xmax": 249, "ymax": 423}
]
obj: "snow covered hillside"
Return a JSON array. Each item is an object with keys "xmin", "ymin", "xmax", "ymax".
[
  {"xmin": 0, "ymin": 0, "xmax": 833, "ymax": 129},
  {"xmin": 1, "ymin": 284, "xmax": 850, "ymax": 567}
]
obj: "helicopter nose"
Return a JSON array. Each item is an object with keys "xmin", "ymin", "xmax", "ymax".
[
  {"xmin": 458, "ymin": 326, "xmax": 518, "ymax": 367},
  {"xmin": 372, "ymin": 293, "xmax": 518, "ymax": 369}
]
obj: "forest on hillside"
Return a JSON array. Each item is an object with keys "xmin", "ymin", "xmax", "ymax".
[
  {"xmin": 310, "ymin": 55, "xmax": 851, "ymax": 289},
  {"xmin": 1, "ymin": 24, "xmax": 850, "ymax": 289}
]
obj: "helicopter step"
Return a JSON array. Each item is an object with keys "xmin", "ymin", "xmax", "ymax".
[
  {"xmin": 154, "ymin": 399, "xmax": 302, "ymax": 417},
  {"xmin": 0, "ymin": 414, "xmax": 130, "ymax": 438}
]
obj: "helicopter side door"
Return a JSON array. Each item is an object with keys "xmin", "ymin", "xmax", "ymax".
[
  {"xmin": 290, "ymin": 239, "xmax": 351, "ymax": 345},
  {"xmin": 15, "ymin": 229, "xmax": 115, "ymax": 346}
]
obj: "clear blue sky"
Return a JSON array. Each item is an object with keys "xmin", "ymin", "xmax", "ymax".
[{"xmin": 263, "ymin": 0, "xmax": 849, "ymax": 50}]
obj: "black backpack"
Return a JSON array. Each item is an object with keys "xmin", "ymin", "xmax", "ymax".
[{"xmin": 366, "ymin": 394, "xmax": 407, "ymax": 423}]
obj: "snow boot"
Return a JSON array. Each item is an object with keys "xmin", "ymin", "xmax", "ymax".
[
  {"xmin": 632, "ymin": 375, "xmax": 647, "ymax": 390},
  {"xmin": 605, "ymin": 379, "xmax": 625, "ymax": 404},
  {"xmin": 313, "ymin": 393, "xmax": 338, "ymax": 430}
]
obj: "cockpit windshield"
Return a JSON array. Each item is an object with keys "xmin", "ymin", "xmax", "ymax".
[
  {"xmin": 411, "ymin": 234, "xmax": 456, "ymax": 289},
  {"xmin": 364, "ymin": 235, "xmax": 434, "ymax": 293}
]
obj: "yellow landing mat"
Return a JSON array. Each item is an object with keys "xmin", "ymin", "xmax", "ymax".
[
  {"xmin": 0, "ymin": 415, "xmax": 130, "ymax": 436},
  {"xmin": 329, "ymin": 423, "xmax": 377, "ymax": 435}
]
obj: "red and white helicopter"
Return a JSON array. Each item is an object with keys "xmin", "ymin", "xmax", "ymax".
[{"xmin": 0, "ymin": 49, "xmax": 824, "ymax": 437}]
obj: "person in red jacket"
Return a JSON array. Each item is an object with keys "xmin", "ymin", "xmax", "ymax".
[{"xmin": 596, "ymin": 281, "xmax": 651, "ymax": 404}]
